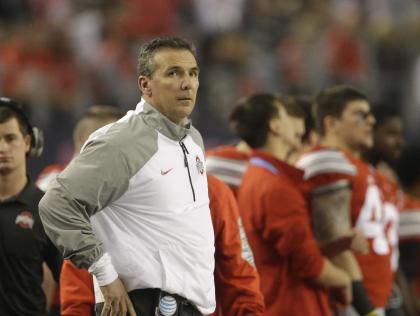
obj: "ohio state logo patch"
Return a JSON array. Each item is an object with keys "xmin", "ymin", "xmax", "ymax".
[
  {"xmin": 15, "ymin": 211, "xmax": 34, "ymax": 229},
  {"xmin": 196, "ymin": 155, "xmax": 204, "ymax": 175}
]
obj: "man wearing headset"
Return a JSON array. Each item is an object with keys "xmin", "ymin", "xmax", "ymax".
[{"xmin": 0, "ymin": 97, "xmax": 61, "ymax": 316}]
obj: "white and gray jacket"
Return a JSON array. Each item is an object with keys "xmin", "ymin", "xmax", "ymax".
[{"xmin": 39, "ymin": 100, "xmax": 215, "ymax": 314}]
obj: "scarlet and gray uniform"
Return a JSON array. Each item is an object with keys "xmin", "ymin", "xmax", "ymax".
[
  {"xmin": 206, "ymin": 145, "xmax": 249, "ymax": 195},
  {"xmin": 238, "ymin": 150, "xmax": 330, "ymax": 316},
  {"xmin": 297, "ymin": 146, "xmax": 393, "ymax": 309},
  {"xmin": 39, "ymin": 100, "xmax": 216, "ymax": 314},
  {"xmin": 208, "ymin": 174, "xmax": 264, "ymax": 316}
]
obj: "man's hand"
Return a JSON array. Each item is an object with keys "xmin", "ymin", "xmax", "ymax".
[
  {"xmin": 331, "ymin": 282, "xmax": 353, "ymax": 307},
  {"xmin": 350, "ymin": 228, "xmax": 368, "ymax": 255},
  {"xmin": 320, "ymin": 228, "xmax": 369, "ymax": 257},
  {"xmin": 100, "ymin": 278, "xmax": 137, "ymax": 316}
]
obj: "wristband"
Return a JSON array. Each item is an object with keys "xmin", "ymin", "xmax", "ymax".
[{"xmin": 352, "ymin": 281, "xmax": 375, "ymax": 316}]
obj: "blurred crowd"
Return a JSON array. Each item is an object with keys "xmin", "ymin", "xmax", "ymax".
[{"xmin": 1, "ymin": 0, "xmax": 420, "ymax": 176}]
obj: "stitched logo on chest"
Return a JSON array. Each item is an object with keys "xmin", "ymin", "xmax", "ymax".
[
  {"xmin": 15, "ymin": 211, "xmax": 34, "ymax": 229},
  {"xmin": 196, "ymin": 155, "xmax": 204, "ymax": 175},
  {"xmin": 161, "ymin": 168, "xmax": 173, "ymax": 175}
]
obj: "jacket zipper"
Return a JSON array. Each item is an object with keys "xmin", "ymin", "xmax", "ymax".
[{"xmin": 179, "ymin": 137, "xmax": 196, "ymax": 202}]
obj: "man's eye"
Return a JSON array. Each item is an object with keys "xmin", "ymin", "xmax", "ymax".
[
  {"xmin": 355, "ymin": 111, "xmax": 371, "ymax": 120},
  {"xmin": 168, "ymin": 71, "xmax": 178, "ymax": 76}
]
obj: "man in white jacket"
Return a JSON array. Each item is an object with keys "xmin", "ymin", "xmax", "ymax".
[{"xmin": 39, "ymin": 37, "xmax": 215, "ymax": 316}]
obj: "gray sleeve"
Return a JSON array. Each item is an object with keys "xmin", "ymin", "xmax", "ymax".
[{"xmin": 39, "ymin": 138, "xmax": 131, "ymax": 268}]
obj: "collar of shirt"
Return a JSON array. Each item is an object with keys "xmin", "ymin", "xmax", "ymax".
[
  {"xmin": 206, "ymin": 144, "xmax": 250, "ymax": 161},
  {"xmin": 0, "ymin": 177, "xmax": 38, "ymax": 206},
  {"xmin": 135, "ymin": 99, "xmax": 192, "ymax": 141},
  {"xmin": 250, "ymin": 150, "xmax": 304, "ymax": 184}
]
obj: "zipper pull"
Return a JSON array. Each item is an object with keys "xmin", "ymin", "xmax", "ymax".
[
  {"xmin": 179, "ymin": 141, "xmax": 188, "ymax": 167},
  {"xmin": 183, "ymin": 153, "xmax": 188, "ymax": 167},
  {"xmin": 181, "ymin": 142, "xmax": 189, "ymax": 154}
]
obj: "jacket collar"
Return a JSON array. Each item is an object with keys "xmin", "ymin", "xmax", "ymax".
[
  {"xmin": 135, "ymin": 99, "xmax": 192, "ymax": 141},
  {"xmin": 0, "ymin": 178, "xmax": 38, "ymax": 205}
]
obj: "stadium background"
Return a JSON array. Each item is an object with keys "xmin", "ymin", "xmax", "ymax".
[{"xmin": 1, "ymin": 0, "xmax": 420, "ymax": 177}]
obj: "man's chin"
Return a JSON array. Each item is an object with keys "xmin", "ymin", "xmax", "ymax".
[
  {"xmin": 169, "ymin": 111, "xmax": 193, "ymax": 125},
  {"xmin": 0, "ymin": 166, "xmax": 12, "ymax": 176},
  {"xmin": 360, "ymin": 140, "xmax": 374, "ymax": 150},
  {"xmin": 177, "ymin": 108, "xmax": 194, "ymax": 119}
]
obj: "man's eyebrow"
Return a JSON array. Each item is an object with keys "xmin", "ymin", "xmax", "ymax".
[
  {"xmin": 353, "ymin": 109, "xmax": 371, "ymax": 113},
  {"xmin": 191, "ymin": 66, "xmax": 200, "ymax": 73},
  {"xmin": 353, "ymin": 109, "xmax": 373, "ymax": 119},
  {"xmin": 166, "ymin": 66, "xmax": 200, "ymax": 72},
  {"xmin": 356, "ymin": 110, "xmax": 372, "ymax": 114},
  {"xmin": 2, "ymin": 132, "xmax": 18, "ymax": 137},
  {"xmin": 166, "ymin": 66, "xmax": 181, "ymax": 71}
]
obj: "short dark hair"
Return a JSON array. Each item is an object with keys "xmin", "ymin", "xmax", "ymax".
[
  {"xmin": 230, "ymin": 93, "xmax": 295, "ymax": 149},
  {"xmin": 277, "ymin": 95, "xmax": 306, "ymax": 119},
  {"xmin": 229, "ymin": 93, "xmax": 278, "ymax": 148},
  {"xmin": 395, "ymin": 145, "xmax": 420, "ymax": 190},
  {"xmin": 81, "ymin": 105, "xmax": 124, "ymax": 122},
  {"xmin": 137, "ymin": 37, "xmax": 197, "ymax": 77},
  {"xmin": 314, "ymin": 85, "xmax": 368, "ymax": 136},
  {"xmin": 371, "ymin": 103, "xmax": 401, "ymax": 130},
  {"xmin": 73, "ymin": 105, "xmax": 124, "ymax": 144},
  {"xmin": 291, "ymin": 95, "xmax": 314, "ymax": 143},
  {"xmin": 0, "ymin": 105, "xmax": 29, "ymax": 136}
]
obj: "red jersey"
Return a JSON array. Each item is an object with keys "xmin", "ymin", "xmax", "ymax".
[
  {"xmin": 208, "ymin": 174, "xmax": 264, "ymax": 316},
  {"xmin": 400, "ymin": 194, "xmax": 420, "ymax": 243},
  {"xmin": 375, "ymin": 172, "xmax": 403, "ymax": 272},
  {"xmin": 375, "ymin": 167, "xmax": 420, "ymax": 277},
  {"xmin": 206, "ymin": 145, "xmax": 249, "ymax": 196},
  {"xmin": 399, "ymin": 194, "xmax": 420, "ymax": 297},
  {"xmin": 238, "ymin": 151, "xmax": 330, "ymax": 316},
  {"xmin": 296, "ymin": 147, "xmax": 393, "ymax": 308}
]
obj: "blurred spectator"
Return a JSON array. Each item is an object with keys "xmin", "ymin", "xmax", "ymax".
[
  {"xmin": 1, "ymin": 0, "xmax": 420, "ymax": 175},
  {"xmin": 0, "ymin": 97, "xmax": 61, "ymax": 315},
  {"xmin": 191, "ymin": 0, "xmax": 246, "ymax": 34},
  {"xmin": 395, "ymin": 146, "xmax": 420, "ymax": 316}
]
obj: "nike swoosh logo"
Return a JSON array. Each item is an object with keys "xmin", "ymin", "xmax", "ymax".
[{"xmin": 161, "ymin": 168, "xmax": 173, "ymax": 175}]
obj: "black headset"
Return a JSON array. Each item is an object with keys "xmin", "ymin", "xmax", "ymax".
[{"xmin": 0, "ymin": 97, "xmax": 44, "ymax": 157}]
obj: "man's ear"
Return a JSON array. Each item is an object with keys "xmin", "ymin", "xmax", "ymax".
[
  {"xmin": 24, "ymin": 134, "xmax": 31, "ymax": 154},
  {"xmin": 138, "ymin": 76, "xmax": 151, "ymax": 96},
  {"xmin": 268, "ymin": 117, "xmax": 281, "ymax": 136},
  {"xmin": 324, "ymin": 115, "xmax": 338, "ymax": 134}
]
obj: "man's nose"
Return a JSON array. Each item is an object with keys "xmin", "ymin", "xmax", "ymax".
[
  {"xmin": 0, "ymin": 139, "xmax": 8, "ymax": 151},
  {"xmin": 181, "ymin": 76, "xmax": 194, "ymax": 90},
  {"xmin": 367, "ymin": 114, "xmax": 376, "ymax": 126}
]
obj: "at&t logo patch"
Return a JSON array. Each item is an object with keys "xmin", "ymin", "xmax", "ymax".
[{"xmin": 158, "ymin": 295, "xmax": 177, "ymax": 316}]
